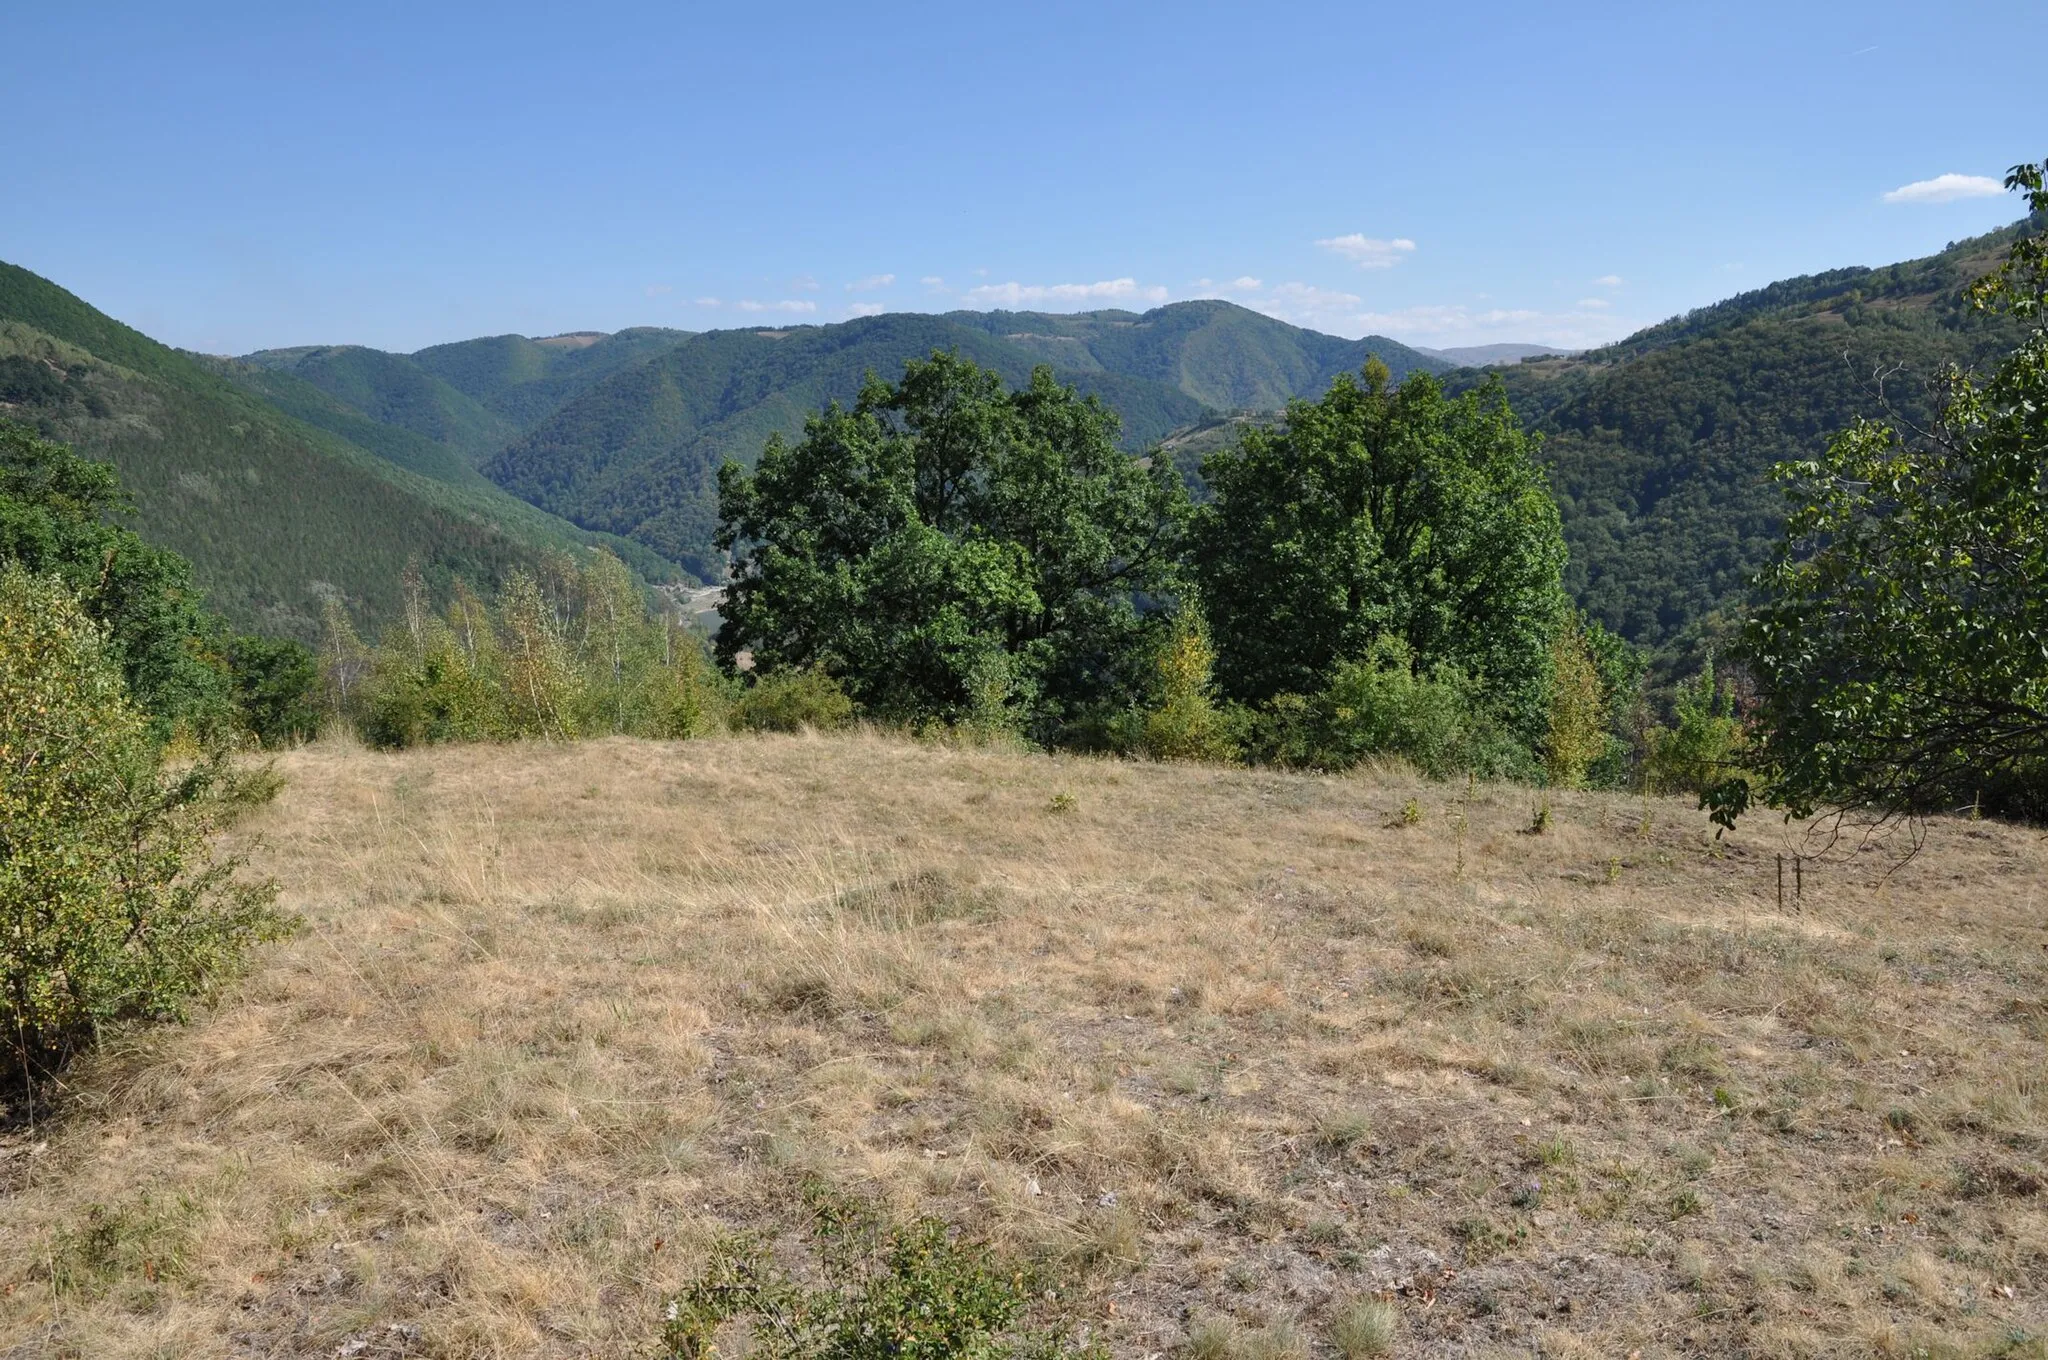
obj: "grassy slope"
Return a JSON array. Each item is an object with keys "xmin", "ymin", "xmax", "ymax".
[
  {"xmin": 0, "ymin": 261, "xmax": 671, "ymax": 638},
  {"xmin": 1457, "ymin": 221, "xmax": 2033, "ymax": 667},
  {"xmin": 485, "ymin": 314, "xmax": 1208, "ymax": 579},
  {"xmin": 0, "ymin": 733, "xmax": 2041, "ymax": 1357}
]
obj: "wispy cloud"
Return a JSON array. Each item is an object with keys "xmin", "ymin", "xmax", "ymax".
[
  {"xmin": 1882, "ymin": 173, "xmax": 2005, "ymax": 204},
  {"xmin": 735, "ymin": 299, "xmax": 818, "ymax": 314},
  {"xmin": 1314, "ymin": 234, "xmax": 1417, "ymax": 269},
  {"xmin": 961, "ymin": 277, "xmax": 1168, "ymax": 308},
  {"xmin": 919, "ymin": 275, "xmax": 945, "ymax": 288},
  {"xmin": 846, "ymin": 273, "xmax": 896, "ymax": 292},
  {"xmin": 644, "ymin": 283, "xmax": 674, "ymax": 298},
  {"xmin": 694, "ymin": 297, "xmax": 723, "ymax": 308},
  {"xmin": 1593, "ymin": 274, "xmax": 1623, "ymax": 288},
  {"xmin": 790, "ymin": 274, "xmax": 821, "ymax": 292},
  {"xmin": 846, "ymin": 300, "xmax": 887, "ymax": 318},
  {"xmin": 1576, "ymin": 297, "xmax": 1611, "ymax": 308}
]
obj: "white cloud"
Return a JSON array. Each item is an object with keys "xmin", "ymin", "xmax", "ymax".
[
  {"xmin": 1228, "ymin": 276, "xmax": 1262, "ymax": 290},
  {"xmin": 1577, "ymin": 297, "xmax": 1611, "ymax": 308},
  {"xmin": 1882, "ymin": 173, "xmax": 2005, "ymax": 204},
  {"xmin": 694, "ymin": 297, "xmax": 723, "ymax": 308},
  {"xmin": 1314, "ymin": 234, "xmax": 1417, "ymax": 269},
  {"xmin": 1593, "ymin": 274, "xmax": 1623, "ymax": 288},
  {"xmin": 846, "ymin": 273, "xmax": 896, "ymax": 292},
  {"xmin": 846, "ymin": 301, "xmax": 887, "ymax": 318},
  {"xmin": 961, "ymin": 277, "xmax": 1169, "ymax": 308},
  {"xmin": 920, "ymin": 275, "xmax": 945, "ymax": 288},
  {"xmin": 790, "ymin": 274, "xmax": 821, "ymax": 292},
  {"xmin": 735, "ymin": 299, "xmax": 818, "ymax": 314},
  {"xmin": 644, "ymin": 283, "xmax": 674, "ymax": 298}
]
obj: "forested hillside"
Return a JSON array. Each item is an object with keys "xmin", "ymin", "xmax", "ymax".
[
  {"xmin": 486, "ymin": 313, "xmax": 1213, "ymax": 577},
  {"xmin": 0, "ymin": 261, "xmax": 670, "ymax": 639},
  {"xmin": 1456, "ymin": 220, "xmax": 2035, "ymax": 668}
]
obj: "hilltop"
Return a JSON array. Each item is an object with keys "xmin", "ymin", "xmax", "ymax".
[{"xmin": 1, "ymin": 733, "xmax": 2041, "ymax": 1356}]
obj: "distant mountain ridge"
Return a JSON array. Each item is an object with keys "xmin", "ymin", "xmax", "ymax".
[
  {"xmin": 1414, "ymin": 342, "xmax": 1575, "ymax": 366},
  {"xmin": 243, "ymin": 300, "xmax": 1448, "ymax": 579}
]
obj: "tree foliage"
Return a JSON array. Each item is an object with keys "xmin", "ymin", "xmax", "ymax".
[
  {"xmin": 715, "ymin": 352, "xmax": 1187, "ymax": 737},
  {"xmin": 1742, "ymin": 162, "xmax": 2048, "ymax": 821},
  {"xmin": 1192, "ymin": 359, "xmax": 1570, "ymax": 743},
  {"xmin": 0, "ymin": 420, "xmax": 230, "ymax": 735},
  {"xmin": 1, "ymin": 567, "xmax": 285, "ymax": 1087},
  {"xmin": 327, "ymin": 550, "xmax": 723, "ymax": 748}
]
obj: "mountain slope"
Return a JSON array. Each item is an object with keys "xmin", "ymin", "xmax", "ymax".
[
  {"xmin": 239, "ymin": 344, "xmax": 519, "ymax": 466},
  {"xmin": 1459, "ymin": 219, "xmax": 2034, "ymax": 666},
  {"xmin": 484, "ymin": 313, "xmax": 1210, "ymax": 578},
  {"xmin": 940, "ymin": 299, "xmax": 1449, "ymax": 408},
  {"xmin": 409, "ymin": 327, "xmax": 694, "ymax": 428},
  {"xmin": 0, "ymin": 260, "xmax": 672, "ymax": 639}
]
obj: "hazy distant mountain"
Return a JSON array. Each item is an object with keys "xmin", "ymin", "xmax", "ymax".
[{"xmin": 1413, "ymin": 342, "xmax": 1577, "ymax": 366}]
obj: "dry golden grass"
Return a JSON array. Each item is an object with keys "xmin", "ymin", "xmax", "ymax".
[{"xmin": 2, "ymin": 731, "xmax": 2045, "ymax": 1358}]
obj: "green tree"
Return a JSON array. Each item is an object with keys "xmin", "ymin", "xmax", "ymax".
[
  {"xmin": 715, "ymin": 352, "xmax": 1187, "ymax": 736},
  {"xmin": 1141, "ymin": 605, "xmax": 1237, "ymax": 763},
  {"xmin": 1544, "ymin": 623, "xmax": 1608, "ymax": 788},
  {"xmin": 224, "ymin": 635, "xmax": 320, "ymax": 748},
  {"xmin": 1192, "ymin": 360, "xmax": 1568, "ymax": 743},
  {"xmin": 0, "ymin": 421, "xmax": 230, "ymax": 735},
  {"xmin": 1742, "ymin": 161, "xmax": 2048, "ymax": 821},
  {"xmin": 1, "ymin": 568, "xmax": 284, "ymax": 1086}
]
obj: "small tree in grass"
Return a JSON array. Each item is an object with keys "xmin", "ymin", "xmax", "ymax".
[{"xmin": 0, "ymin": 567, "xmax": 285, "ymax": 1096}]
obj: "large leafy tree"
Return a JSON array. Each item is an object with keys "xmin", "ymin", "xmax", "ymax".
[
  {"xmin": 1742, "ymin": 161, "xmax": 2048, "ymax": 821},
  {"xmin": 715, "ymin": 353, "xmax": 1187, "ymax": 733},
  {"xmin": 1192, "ymin": 360, "xmax": 1568, "ymax": 739},
  {"xmin": 0, "ymin": 421, "xmax": 230, "ymax": 734}
]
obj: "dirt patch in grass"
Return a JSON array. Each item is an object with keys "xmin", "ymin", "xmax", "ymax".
[{"xmin": 1, "ymin": 732, "xmax": 2044, "ymax": 1357}]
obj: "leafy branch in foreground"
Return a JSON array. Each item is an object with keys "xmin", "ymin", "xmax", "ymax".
[
  {"xmin": 1740, "ymin": 159, "xmax": 2048, "ymax": 823},
  {"xmin": 663, "ymin": 1180, "xmax": 1101, "ymax": 1360}
]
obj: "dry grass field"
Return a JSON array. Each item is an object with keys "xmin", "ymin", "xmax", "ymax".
[{"xmin": 2, "ymin": 732, "xmax": 2045, "ymax": 1358}]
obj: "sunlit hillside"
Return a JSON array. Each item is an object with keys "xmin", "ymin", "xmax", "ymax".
[{"xmin": 2, "ymin": 734, "xmax": 2044, "ymax": 1358}]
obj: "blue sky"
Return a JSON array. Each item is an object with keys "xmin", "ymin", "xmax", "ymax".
[{"xmin": 8, "ymin": 1, "xmax": 2042, "ymax": 354}]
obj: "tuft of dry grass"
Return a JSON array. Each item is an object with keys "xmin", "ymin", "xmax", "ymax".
[{"xmin": 1, "ymin": 730, "xmax": 2045, "ymax": 1357}]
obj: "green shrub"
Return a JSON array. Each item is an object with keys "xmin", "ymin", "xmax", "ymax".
[
  {"xmin": 1544, "ymin": 624, "xmax": 1608, "ymax": 789},
  {"xmin": 1255, "ymin": 636, "xmax": 1532, "ymax": 779},
  {"xmin": 223, "ymin": 634, "xmax": 320, "ymax": 748},
  {"xmin": 733, "ymin": 667, "xmax": 855, "ymax": 733},
  {"xmin": 1646, "ymin": 655, "xmax": 1748, "ymax": 796},
  {"xmin": 1141, "ymin": 609, "xmax": 1238, "ymax": 763},
  {"xmin": 662, "ymin": 1180, "xmax": 1100, "ymax": 1360},
  {"xmin": 0, "ymin": 567, "xmax": 287, "ymax": 1089}
]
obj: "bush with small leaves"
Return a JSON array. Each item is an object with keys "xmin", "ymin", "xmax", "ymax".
[
  {"xmin": 663, "ymin": 1180, "xmax": 1101, "ymax": 1360},
  {"xmin": 732, "ymin": 667, "xmax": 856, "ymax": 733},
  {"xmin": 1, "ymin": 567, "xmax": 287, "ymax": 1090}
]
